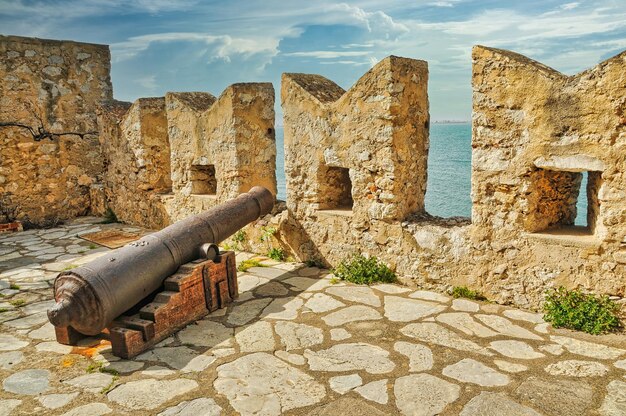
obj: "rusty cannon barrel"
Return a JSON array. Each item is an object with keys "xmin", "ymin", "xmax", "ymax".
[{"xmin": 48, "ymin": 186, "xmax": 274, "ymax": 335}]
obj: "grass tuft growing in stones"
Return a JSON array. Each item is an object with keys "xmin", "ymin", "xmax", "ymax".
[
  {"xmin": 233, "ymin": 230, "xmax": 247, "ymax": 245},
  {"xmin": 543, "ymin": 286, "xmax": 621, "ymax": 335},
  {"xmin": 86, "ymin": 361, "xmax": 104, "ymax": 373},
  {"xmin": 333, "ymin": 254, "xmax": 396, "ymax": 285},
  {"xmin": 267, "ymin": 247, "xmax": 285, "ymax": 261},
  {"xmin": 451, "ymin": 286, "xmax": 486, "ymax": 301},
  {"xmin": 100, "ymin": 375, "xmax": 119, "ymax": 394},
  {"xmin": 226, "ymin": 230, "xmax": 248, "ymax": 251},
  {"xmin": 100, "ymin": 367, "xmax": 119, "ymax": 377},
  {"xmin": 9, "ymin": 283, "xmax": 20, "ymax": 290},
  {"xmin": 9, "ymin": 299, "xmax": 25, "ymax": 307},
  {"xmin": 237, "ymin": 259, "xmax": 266, "ymax": 272}
]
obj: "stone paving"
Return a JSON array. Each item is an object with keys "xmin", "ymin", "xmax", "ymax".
[{"xmin": 0, "ymin": 219, "xmax": 625, "ymax": 416}]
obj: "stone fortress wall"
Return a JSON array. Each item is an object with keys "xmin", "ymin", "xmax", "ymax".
[
  {"xmin": 275, "ymin": 47, "xmax": 626, "ymax": 309},
  {"xmin": 468, "ymin": 46, "xmax": 626, "ymax": 308},
  {"xmin": 0, "ymin": 35, "xmax": 112, "ymax": 226},
  {"xmin": 96, "ymin": 84, "xmax": 276, "ymax": 229},
  {"xmin": 1, "ymin": 35, "xmax": 624, "ymax": 311}
]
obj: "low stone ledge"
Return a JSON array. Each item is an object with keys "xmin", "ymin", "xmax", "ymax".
[{"xmin": 524, "ymin": 229, "xmax": 601, "ymax": 249}]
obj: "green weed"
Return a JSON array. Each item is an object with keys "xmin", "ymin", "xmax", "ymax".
[
  {"xmin": 237, "ymin": 259, "xmax": 266, "ymax": 272},
  {"xmin": 267, "ymin": 248, "xmax": 285, "ymax": 261},
  {"xmin": 100, "ymin": 375, "xmax": 119, "ymax": 394},
  {"xmin": 543, "ymin": 286, "xmax": 621, "ymax": 335},
  {"xmin": 86, "ymin": 361, "xmax": 104, "ymax": 373},
  {"xmin": 259, "ymin": 226, "xmax": 277, "ymax": 243},
  {"xmin": 9, "ymin": 299, "xmax": 25, "ymax": 307},
  {"xmin": 451, "ymin": 286, "xmax": 487, "ymax": 301},
  {"xmin": 332, "ymin": 254, "xmax": 396, "ymax": 285},
  {"xmin": 100, "ymin": 367, "xmax": 119, "ymax": 377},
  {"xmin": 233, "ymin": 230, "xmax": 247, "ymax": 244}
]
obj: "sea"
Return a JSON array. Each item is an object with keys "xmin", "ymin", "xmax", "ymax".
[{"xmin": 274, "ymin": 124, "xmax": 588, "ymax": 225}]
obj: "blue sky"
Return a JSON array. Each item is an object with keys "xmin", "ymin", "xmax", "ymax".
[{"xmin": 1, "ymin": 0, "xmax": 625, "ymax": 121}]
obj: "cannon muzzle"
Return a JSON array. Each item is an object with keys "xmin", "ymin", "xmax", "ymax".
[{"xmin": 49, "ymin": 186, "xmax": 274, "ymax": 335}]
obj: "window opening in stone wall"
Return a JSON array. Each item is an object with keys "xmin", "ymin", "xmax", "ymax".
[
  {"xmin": 526, "ymin": 168, "xmax": 601, "ymax": 236},
  {"xmin": 574, "ymin": 171, "xmax": 589, "ymax": 227},
  {"xmin": 190, "ymin": 164, "xmax": 217, "ymax": 195},
  {"xmin": 319, "ymin": 166, "xmax": 353, "ymax": 211}
]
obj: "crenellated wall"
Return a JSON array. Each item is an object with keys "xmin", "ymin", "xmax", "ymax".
[
  {"xmin": 265, "ymin": 48, "xmax": 626, "ymax": 310},
  {"xmin": 96, "ymin": 83, "xmax": 276, "ymax": 228},
  {"xmin": 282, "ymin": 56, "xmax": 429, "ymax": 223},
  {"xmin": 276, "ymin": 56, "xmax": 472, "ymax": 295},
  {"xmin": 1, "ymin": 34, "xmax": 624, "ymax": 311},
  {"xmin": 0, "ymin": 35, "xmax": 112, "ymax": 225},
  {"xmin": 161, "ymin": 83, "xmax": 276, "ymax": 223}
]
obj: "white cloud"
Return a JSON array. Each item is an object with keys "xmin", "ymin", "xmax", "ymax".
[
  {"xmin": 0, "ymin": 0, "xmax": 197, "ymax": 19},
  {"xmin": 324, "ymin": 3, "xmax": 409, "ymax": 37},
  {"xmin": 340, "ymin": 43, "xmax": 374, "ymax": 48},
  {"xmin": 283, "ymin": 51, "xmax": 371, "ymax": 59},
  {"xmin": 417, "ymin": 6, "xmax": 626, "ymax": 41},
  {"xmin": 590, "ymin": 38, "xmax": 626, "ymax": 50},
  {"xmin": 111, "ymin": 32, "xmax": 278, "ymax": 64},
  {"xmin": 131, "ymin": 0, "xmax": 198, "ymax": 13},
  {"xmin": 427, "ymin": 1, "xmax": 457, "ymax": 7},
  {"xmin": 560, "ymin": 2, "xmax": 580, "ymax": 11},
  {"xmin": 319, "ymin": 60, "xmax": 369, "ymax": 66},
  {"xmin": 519, "ymin": 9, "xmax": 626, "ymax": 40},
  {"xmin": 137, "ymin": 75, "xmax": 157, "ymax": 91},
  {"xmin": 418, "ymin": 10, "xmax": 518, "ymax": 36}
]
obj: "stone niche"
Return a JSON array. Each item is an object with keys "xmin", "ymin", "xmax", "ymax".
[
  {"xmin": 97, "ymin": 84, "xmax": 276, "ymax": 228},
  {"xmin": 319, "ymin": 166, "xmax": 353, "ymax": 211},
  {"xmin": 525, "ymin": 168, "xmax": 582, "ymax": 233},
  {"xmin": 0, "ymin": 35, "xmax": 112, "ymax": 225},
  {"xmin": 190, "ymin": 164, "xmax": 217, "ymax": 195}
]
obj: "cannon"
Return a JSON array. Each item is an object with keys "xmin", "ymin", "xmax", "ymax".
[{"xmin": 48, "ymin": 186, "xmax": 274, "ymax": 338}]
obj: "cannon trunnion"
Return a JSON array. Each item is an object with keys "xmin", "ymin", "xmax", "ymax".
[{"xmin": 48, "ymin": 186, "xmax": 274, "ymax": 358}]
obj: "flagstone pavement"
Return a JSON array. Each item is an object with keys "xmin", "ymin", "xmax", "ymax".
[{"xmin": 0, "ymin": 218, "xmax": 625, "ymax": 416}]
